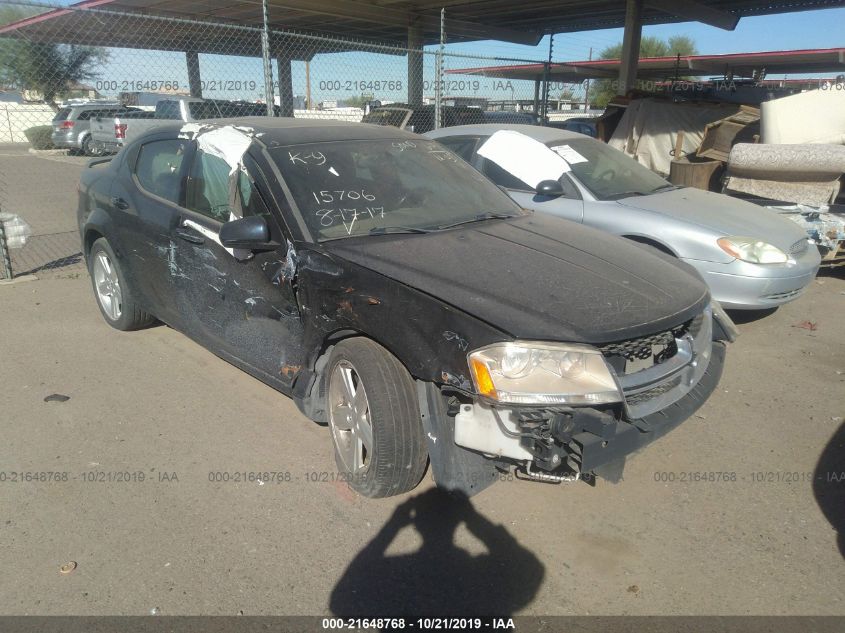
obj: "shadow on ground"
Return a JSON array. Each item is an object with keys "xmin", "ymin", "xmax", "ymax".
[
  {"xmin": 726, "ymin": 307, "xmax": 779, "ymax": 325},
  {"xmin": 330, "ymin": 488, "xmax": 545, "ymax": 617},
  {"xmin": 817, "ymin": 266, "xmax": 845, "ymax": 280},
  {"xmin": 813, "ymin": 421, "xmax": 845, "ymax": 559},
  {"xmin": 15, "ymin": 252, "xmax": 83, "ymax": 277}
]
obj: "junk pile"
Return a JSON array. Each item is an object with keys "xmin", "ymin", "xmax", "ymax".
[
  {"xmin": 604, "ymin": 89, "xmax": 845, "ymax": 266},
  {"xmin": 607, "ymin": 98, "xmax": 760, "ymax": 180},
  {"xmin": 759, "ymin": 202, "xmax": 845, "ymax": 265}
]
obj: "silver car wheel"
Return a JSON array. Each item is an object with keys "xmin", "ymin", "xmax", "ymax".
[
  {"xmin": 328, "ymin": 360, "xmax": 374, "ymax": 474},
  {"xmin": 92, "ymin": 251, "xmax": 122, "ymax": 321}
]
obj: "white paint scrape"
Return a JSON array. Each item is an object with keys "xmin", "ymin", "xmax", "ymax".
[{"xmin": 180, "ymin": 123, "xmax": 255, "ymax": 175}]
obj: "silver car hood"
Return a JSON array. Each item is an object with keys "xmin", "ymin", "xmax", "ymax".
[{"xmin": 616, "ymin": 187, "xmax": 809, "ymax": 251}]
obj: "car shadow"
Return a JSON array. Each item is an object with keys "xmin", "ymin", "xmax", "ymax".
[
  {"xmin": 329, "ymin": 488, "xmax": 545, "ymax": 617},
  {"xmin": 725, "ymin": 307, "xmax": 779, "ymax": 324},
  {"xmin": 817, "ymin": 265, "xmax": 845, "ymax": 280},
  {"xmin": 813, "ymin": 421, "xmax": 845, "ymax": 559}
]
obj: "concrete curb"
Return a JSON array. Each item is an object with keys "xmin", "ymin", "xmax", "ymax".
[
  {"xmin": 0, "ymin": 274, "xmax": 38, "ymax": 285},
  {"xmin": 27, "ymin": 147, "xmax": 70, "ymax": 156}
]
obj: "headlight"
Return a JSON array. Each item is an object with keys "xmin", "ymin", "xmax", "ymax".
[
  {"xmin": 717, "ymin": 236, "xmax": 788, "ymax": 264},
  {"xmin": 467, "ymin": 341, "xmax": 622, "ymax": 405}
]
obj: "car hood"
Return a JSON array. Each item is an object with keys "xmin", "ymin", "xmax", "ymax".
[
  {"xmin": 322, "ymin": 214, "xmax": 710, "ymax": 344},
  {"xmin": 616, "ymin": 187, "xmax": 809, "ymax": 251}
]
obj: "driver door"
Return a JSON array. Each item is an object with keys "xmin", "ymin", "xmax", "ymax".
[{"xmin": 169, "ymin": 146, "xmax": 302, "ymax": 387}]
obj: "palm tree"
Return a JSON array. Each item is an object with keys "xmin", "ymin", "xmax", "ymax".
[{"xmin": 590, "ymin": 35, "xmax": 698, "ymax": 109}]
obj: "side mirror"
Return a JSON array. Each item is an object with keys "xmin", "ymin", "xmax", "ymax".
[
  {"xmin": 219, "ymin": 216, "xmax": 270, "ymax": 249},
  {"xmin": 536, "ymin": 179, "xmax": 564, "ymax": 197}
]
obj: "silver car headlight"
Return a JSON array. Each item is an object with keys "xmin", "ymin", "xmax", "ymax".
[
  {"xmin": 717, "ymin": 236, "xmax": 788, "ymax": 264},
  {"xmin": 467, "ymin": 341, "xmax": 623, "ymax": 405}
]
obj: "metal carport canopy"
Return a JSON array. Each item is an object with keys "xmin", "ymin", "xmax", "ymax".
[
  {"xmin": 446, "ymin": 48, "xmax": 845, "ymax": 82},
  {"xmin": 2, "ymin": 0, "xmax": 845, "ymax": 50}
]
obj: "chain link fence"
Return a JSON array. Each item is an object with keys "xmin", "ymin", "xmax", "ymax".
[{"xmin": 0, "ymin": 0, "xmax": 596, "ymax": 280}]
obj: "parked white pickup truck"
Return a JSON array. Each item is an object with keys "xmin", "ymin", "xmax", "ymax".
[{"xmin": 90, "ymin": 97, "xmax": 275, "ymax": 154}]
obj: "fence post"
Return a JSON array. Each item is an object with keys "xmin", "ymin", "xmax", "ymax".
[
  {"xmin": 434, "ymin": 8, "xmax": 445, "ymax": 130},
  {"xmin": 5, "ymin": 105, "xmax": 14, "ymax": 142},
  {"xmin": 260, "ymin": 0, "xmax": 275, "ymax": 116},
  {"xmin": 0, "ymin": 214, "xmax": 12, "ymax": 281}
]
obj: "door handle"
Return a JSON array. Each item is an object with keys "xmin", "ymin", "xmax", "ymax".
[
  {"xmin": 174, "ymin": 228, "xmax": 205, "ymax": 244},
  {"xmin": 110, "ymin": 197, "xmax": 129, "ymax": 210}
]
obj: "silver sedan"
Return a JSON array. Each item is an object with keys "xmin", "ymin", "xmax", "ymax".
[{"xmin": 425, "ymin": 124, "xmax": 821, "ymax": 310}]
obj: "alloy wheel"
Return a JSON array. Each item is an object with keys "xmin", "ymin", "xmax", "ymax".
[
  {"xmin": 328, "ymin": 360, "xmax": 374, "ymax": 474},
  {"xmin": 92, "ymin": 251, "xmax": 122, "ymax": 321}
]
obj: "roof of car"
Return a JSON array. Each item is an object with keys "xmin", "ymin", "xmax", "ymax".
[
  {"xmin": 425, "ymin": 123, "xmax": 585, "ymax": 143},
  {"xmin": 148, "ymin": 116, "xmax": 422, "ymax": 146},
  {"xmin": 67, "ymin": 102, "xmax": 122, "ymax": 110}
]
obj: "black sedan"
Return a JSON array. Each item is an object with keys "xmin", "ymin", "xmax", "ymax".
[{"xmin": 78, "ymin": 118, "xmax": 736, "ymax": 498}]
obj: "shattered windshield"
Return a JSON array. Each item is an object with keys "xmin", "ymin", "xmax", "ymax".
[
  {"xmin": 548, "ymin": 137, "xmax": 671, "ymax": 201},
  {"xmin": 270, "ymin": 139, "xmax": 522, "ymax": 241}
]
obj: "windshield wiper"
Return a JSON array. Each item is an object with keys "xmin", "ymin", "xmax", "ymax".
[
  {"xmin": 368, "ymin": 226, "xmax": 432, "ymax": 236},
  {"xmin": 650, "ymin": 184, "xmax": 679, "ymax": 193},
  {"xmin": 436, "ymin": 212, "xmax": 516, "ymax": 231},
  {"xmin": 605, "ymin": 191, "xmax": 648, "ymax": 201}
]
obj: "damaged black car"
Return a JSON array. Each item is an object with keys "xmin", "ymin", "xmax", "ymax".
[{"xmin": 77, "ymin": 118, "xmax": 737, "ymax": 498}]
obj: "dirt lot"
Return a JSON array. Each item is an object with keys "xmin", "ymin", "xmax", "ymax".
[{"xmin": 0, "ymin": 149, "xmax": 843, "ymax": 616}]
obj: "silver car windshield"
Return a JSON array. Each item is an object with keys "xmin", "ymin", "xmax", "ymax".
[
  {"xmin": 270, "ymin": 139, "xmax": 522, "ymax": 241},
  {"xmin": 550, "ymin": 137, "xmax": 672, "ymax": 201}
]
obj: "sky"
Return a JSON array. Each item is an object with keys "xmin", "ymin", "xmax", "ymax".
[{"xmin": 451, "ymin": 7, "xmax": 845, "ymax": 61}]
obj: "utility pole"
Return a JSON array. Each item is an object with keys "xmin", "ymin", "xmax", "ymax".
[
  {"xmin": 583, "ymin": 47, "xmax": 592, "ymax": 111},
  {"xmin": 541, "ymin": 33, "xmax": 555, "ymax": 120}
]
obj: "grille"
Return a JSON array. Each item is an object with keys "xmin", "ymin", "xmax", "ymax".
[
  {"xmin": 763, "ymin": 288, "xmax": 804, "ymax": 301},
  {"xmin": 625, "ymin": 376, "xmax": 682, "ymax": 406},
  {"xmin": 789, "ymin": 239, "xmax": 809, "ymax": 255},
  {"xmin": 598, "ymin": 319, "xmax": 693, "ymax": 362}
]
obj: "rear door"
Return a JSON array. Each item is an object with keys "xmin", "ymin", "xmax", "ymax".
[
  {"xmin": 111, "ymin": 135, "xmax": 191, "ymax": 323},
  {"xmin": 169, "ymin": 144, "xmax": 301, "ymax": 384}
]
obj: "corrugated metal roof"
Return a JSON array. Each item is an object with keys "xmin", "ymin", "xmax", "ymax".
[
  {"xmin": 447, "ymin": 48, "xmax": 845, "ymax": 81},
  {"xmin": 1, "ymin": 0, "xmax": 844, "ymax": 48}
]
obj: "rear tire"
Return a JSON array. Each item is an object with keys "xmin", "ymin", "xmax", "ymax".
[
  {"xmin": 88, "ymin": 238, "xmax": 155, "ymax": 331},
  {"xmin": 326, "ymin": 338, "xmax": 428, "ymax": 498},
  {"xmin": 80, "ymin": 135, "xmax": 94, "ymax": 156}
]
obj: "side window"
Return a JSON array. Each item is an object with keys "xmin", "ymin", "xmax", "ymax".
[
  {"xmin": 480, "ymin": 158, "xmax": 581, "ymax": 199},
  {"xmin": 237, "ymin": 162, "xmax": 272, "ymax": 220},
  {"xmin": 135, "ymin": 139, "xmax": 188, "ymax": 204},
  {"xmin": 186, "ymin": 150, "xmax": 233, "ymax": 222},
  {"xmin": 480, "ymin": 158, "xmax": 533, "ymax": 191},
  {"xmin": 188, "ymin": 102, "xmax": 223, "ymax": 120},
  {"xmin": 560, "ymin": 174, "xmax": 582, "ymax": 199},
  {"xmin": 437, "ymin": 137, "xmax": 477, "ymax": 162},
  {"xmin": 155, "ymin": 101, "xmax": 181, "ymax": 119}
]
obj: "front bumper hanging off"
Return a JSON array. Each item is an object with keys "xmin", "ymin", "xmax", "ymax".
[{"xmin": 430, "ymin": 305, "xmax": 731, "ymax": 492}]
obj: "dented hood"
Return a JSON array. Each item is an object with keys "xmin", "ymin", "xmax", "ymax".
[
  {"xmin": 616, "ymin": 187, "xmax": 809, "ymax": 252},
  {"xmin": 322, "ymin": 214, "xmax": 710, "ymax": 344}
]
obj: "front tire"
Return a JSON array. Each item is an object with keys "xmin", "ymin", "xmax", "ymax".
[
  {"xmin": 327, "ymin": 338, "xmax": 428, "ymax": 498},
  {"xmin": 88, "ymin": 238, "xmax": 155, "ymax": 331}
]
